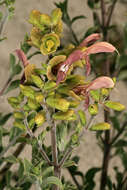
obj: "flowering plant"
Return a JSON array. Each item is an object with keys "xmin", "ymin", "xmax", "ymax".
[{"xmin": 0, "ymin": 1, "xmax": 127, "ymax": 190}]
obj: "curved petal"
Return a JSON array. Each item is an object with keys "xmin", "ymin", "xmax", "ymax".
[
  {"xmin": 15, "ymin": 49, "xmax": 29, "ymax": 67},
  {"xmin": 79, "ymin": 33, "xmax": 101, "ymax": 47},
  {"xmin": 86, "ymin": 76, "xmax": 114, "ymax": 91},
  {"xmin": 85, "ymin": 42, "xmax": 117, "ymax": 55},
  {"xmin": 56, "ymin": 49, "xmax": 83, "ymax": 84}
]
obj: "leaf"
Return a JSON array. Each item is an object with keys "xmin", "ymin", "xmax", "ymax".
[
  {"xmin": 10, "ymin": 54, "xmax": 16, "ymax": 75},
  {"xmin": 5, "ymin": 80, "xmax": 20, "ymax": 94},
  {"xmin": 110, "ymin": 116, "xmax": 120, "ymax": 131},
  {"xmin": 53, "ymin": 110, "xmax": 76, "ymax": 121},
  {"xmin": 4, "ymin": 155, "xmax": 18, "ymax": 163},
  {"xmin": 90, "ymin": 122, "xmax": 110, "ymax": 131},
  {"xmin": 104, "ymin": 101, "xmax": 125, "ymax": 111},
  {"xmin": 63, "ymin": 160, "xmax": 77, "ymax": 168},
  {"xmin": 0, "ymin": 113, "xmax": 12, "ymax": 126},
  {"xmin": 43, "ymin": 176, "xmax": 63, "ymax": 189},
  {"xmin": 10, "ymin": 53, "xmax": 22, "ymax": 78},
  {"xmin": 71, "ymin": 15, "xmax": 86, "ymax": 24},
  {"xmin": 78, "ymin": 110, "xmax": 86, "ymax": 126},
  {"xmin": 46, "ymin": 96, "xmax": 70, "ymax": 112},
  {"xmin": 118, "ymin": 70, "xmax": 127, "ymax": 80},
  {"xmin": 90, "ymin": 90, "xmax": 100, "ymax": 101},
  {"xmin": 6, "ymin": 171, "xmax": 12, "ymax": 187},
  {"xmin": 114, "ymin": 140, "xmax": 127, "ymax": 147},
  {"xmin": 87, "ymin": 0, "xmax": 94, "ymax": 9}
]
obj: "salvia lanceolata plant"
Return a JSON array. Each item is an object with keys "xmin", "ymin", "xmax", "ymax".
[{"xmin": 0, "ymin": 1, "xmax": 127, "ymax": 190}]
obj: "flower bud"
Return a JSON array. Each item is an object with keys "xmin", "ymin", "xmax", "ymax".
[{"xmin": 51, "ymin": 8, "xmax": 62, "ymax": 25}]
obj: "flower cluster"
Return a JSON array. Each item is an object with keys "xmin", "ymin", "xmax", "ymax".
[
  {"xmin": 28, "ymin": 8, "xmax": 62, "ymax": 55},
  {"xmin": 8, "ymin": 9, "xmax": 125, "ymax": 133}
]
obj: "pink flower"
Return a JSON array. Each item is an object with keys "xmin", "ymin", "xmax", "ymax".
[
  {"xmin": 73, "ymin": 76, "xmax": 114, "ymax": 109},
  {"xmin": 56, "ymin": 33, "xmax": 117, "ymax": 84}
]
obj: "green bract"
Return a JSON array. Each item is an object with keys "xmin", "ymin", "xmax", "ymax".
[{"xmin": 40, "ymin": 33, "xmax": 60, "ymax": 55}]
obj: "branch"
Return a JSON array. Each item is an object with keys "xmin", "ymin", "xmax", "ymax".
[
  {"xmin": 100, "ymin": 0, "xmax": 106, "ymax": 28},
  {"xmin": 51, "ymin": 121, "xmax": 58, "ymax": 167},
  {"xmin": 0, "ymin": 77, "xmax": 11, "ymax": 96},
  {"xmin": 59, "ymin": 146, "xmax": 73, "ymax": 168},
  {"xmin": 106, "ymin": 0, "xmax": 117, "ymax": 28},
  {"xmin": 0, "ymin": 132, "xmax": 22, "ymax": 159},
  {"xmin": 110, "ymin": 121, "xmax": 127, "ymax": 146},
  {"xmin": 0, "ymin": 10, "xmax": 9, "ymax": 37},
  {"xmin": 24, "ymin": 119, "xmax": 51, "ymax": 166},
  {"xmin": 59, "ymin": 116, "xmax": 94, "ymax": 168}
]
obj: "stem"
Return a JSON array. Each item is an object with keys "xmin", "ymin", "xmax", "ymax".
[
  {"xmin": 100, "ymin": 0, "xmax": 106, "ymax": 28},
  {"xmin": 0, "ymin": 132, "xmax": 22, "ymax": 159},
  {"xmin": 0, "ymin": 10, "xmax": 9, "ymax": 37},
  {"xmin": 69, "ymin": 25, "xmax": 79, "ymax": 45},
  {"xmin": 24, "ymin": 119, "xmax": 51, "ymax": 166},
  {"xmin": 99, "ymin": 0, "xmax": 118, "ymax": 188},
  {"xmin": 51, "ymin": 120, "xmax": 60, "ymax": 190},
  {"xmin": 0, "ymin": 77, "xmax": 11, "ymax": 96},
  {"xmin": 27, "ymin": 51, "xmax": 41, "ymax": 60},
  {"xmin": 106, "ymin": 0, "xmax": 117, "ymax": 28},
  {"xmin": 110, "ymin": 121, "xmax": 127, "ymax": 146}
]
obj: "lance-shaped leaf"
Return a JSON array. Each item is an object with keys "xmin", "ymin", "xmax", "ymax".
[
  {"xmin": 53, "ymin": 109, "xmax": 77, "ymax": 120},
  {"xmin": 79, "ymin": 33, "xmax": 101, "ymax": 47},
  {"xmin": 90, "ymin": 122, "xmax": 110, "ymax": 131},
  {"xmin": 86, "ymin": 76, "xmax": 114, "ymax": 92},
  {"xmin": 15, "ymin": 49, "xmax": 29, "ymax": 67},
  {"xmin": 46, "ymin": 96, "xmax": 70, "ymax": 112},
  {"xmin": 78, "ymin": 110, "xmax": 86, "ymax": 125},
  {"xmin": 104, "ymin": 101, "xmax": 125, "ymax": 111}
]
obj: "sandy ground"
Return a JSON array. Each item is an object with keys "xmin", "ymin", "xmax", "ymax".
[{"xmin": 0, "ymin": 0, "xmax": 127, "ymax": 189}]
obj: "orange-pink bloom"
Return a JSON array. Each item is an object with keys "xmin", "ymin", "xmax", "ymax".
[{"xmin": 56, "ymin": 33, "xmax": 117, "ymax": 84}]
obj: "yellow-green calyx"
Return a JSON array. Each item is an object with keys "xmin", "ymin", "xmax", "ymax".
[
  {"xmin": 47, "ymin": 55, "xmax": 66, "ymax": 80},
  {"xmin": 40, "ymin": 33, "xmax": 60, "ymax": 55}
]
